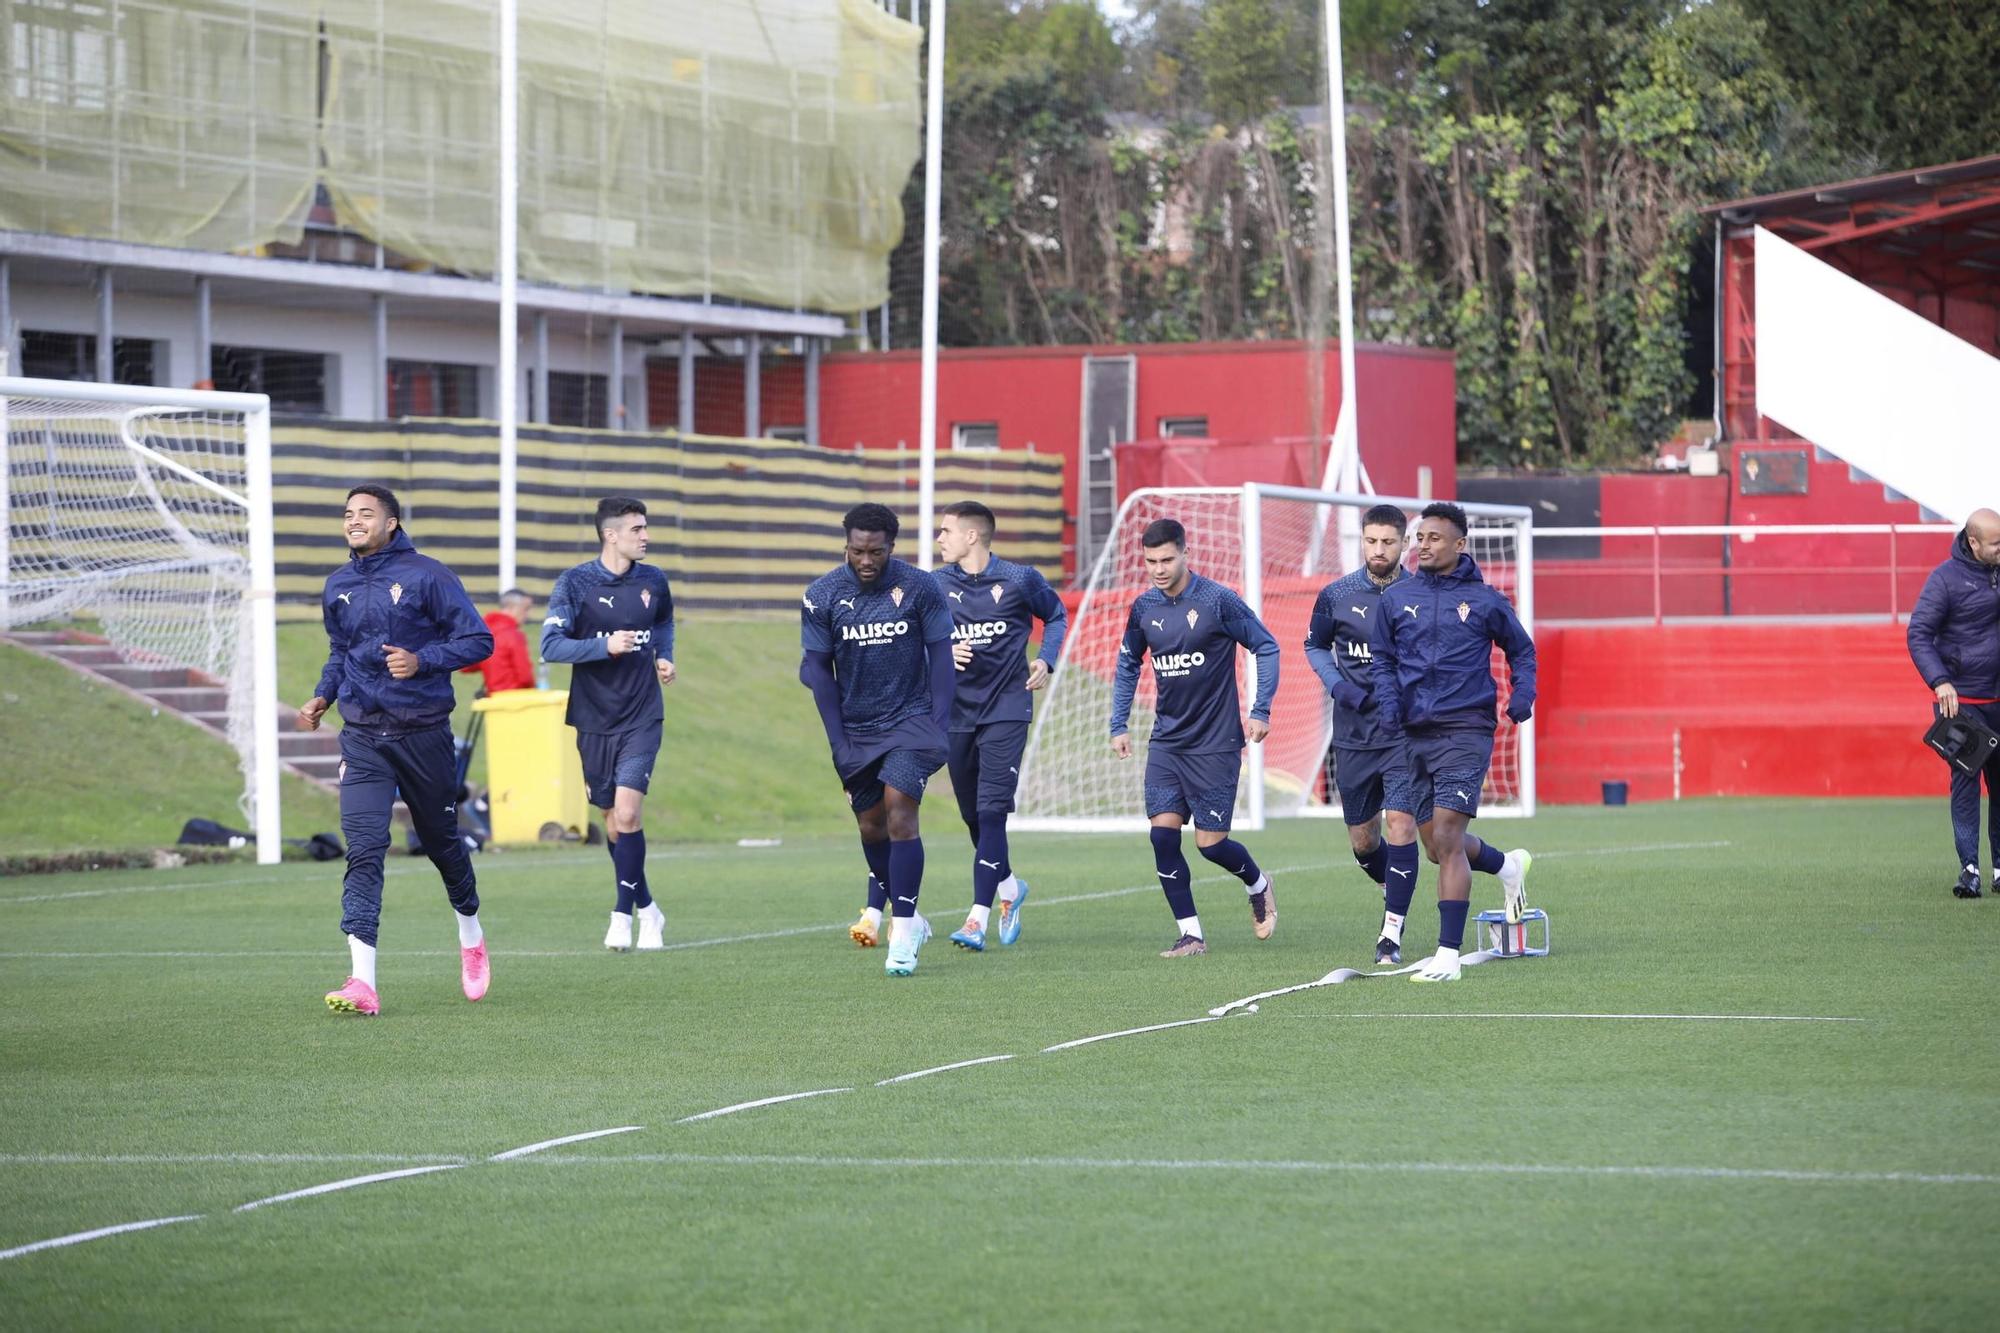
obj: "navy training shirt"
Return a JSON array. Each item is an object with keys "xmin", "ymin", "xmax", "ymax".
[
  {"xmin": 800, "ymin": 556, "xmax": 954, "ymax": 741},
  {"xmin": 935, "ymin": 554, "xmax": 1069, "ymax": 731},
  {"xmin": 1109, "ymin": 571, "xmax": 1280, "ymax": 754},
  {"xmin": 539, "ymin": 558, "xmax": 676, "ymax": 734},
  {"xmin": 1303, "ymin": 567, "xmax": 1399, "ymax": 752}
]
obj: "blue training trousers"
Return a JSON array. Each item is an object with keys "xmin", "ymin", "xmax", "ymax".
[{"xmin": 338, "ymin": 724, "xmax": 479, "ymax": 946}]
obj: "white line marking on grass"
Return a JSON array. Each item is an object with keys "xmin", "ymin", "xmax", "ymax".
[
  {"xmin": 0, "ymin": 1152, "xmax": 468, "ymax": 1166},
  {"xmin": 876, "ymin": 1055, "xmax": 1015, "ymax": 1086},
  {"xmin": 676, "ymin": 1088, "xmax": 853, "ymax": 1124},
  {"xmin": 1277, "ymin": 1012, "xmax": 1864, "ymax": 1023},
  {"xmin": 0, "ymin": 1214, "xmax": 204, "ymax": 1262},
  {"xmin": 489, "ymin": 1127, "xmax": 644, "ymax": 1161},
  {"xmin": 232, "ymin": 1164, "xmax": 463, "ymax": 1212},
  {"xmin": 1042, "ymin": 1017, "xmax": 1220, "ymax": 1053},
  {"xmin": 510, "ymin": 1153, "xmax": 2000, "ymax": 1187},
  {"xmin": 1535, "ymin": 840, "xmax": 1732, "ymax": 859}
]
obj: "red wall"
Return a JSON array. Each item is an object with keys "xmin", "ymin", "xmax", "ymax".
[
  {"xmin": 810, "ymin": 341, "xmax": 1457, "ymax": 577},
  {"xmin": 1536, "ymin": 621, "xmax": 1939, "ymax": 803}
]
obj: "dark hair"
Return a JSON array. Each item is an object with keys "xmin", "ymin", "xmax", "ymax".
[
  {"xmin": 346, "ymin": 484, "xmax": 401, "ymax": 522},
  {"xmin": 595, "ymin": 497, "xmax": 647, "ymax": 538},
  {"xmin": 1421, "ymin": 501, "xmax": 1469, "ymax": 538},
  {"xmin": 1140, "ymin": 518, "xmax": 1186, "ymax": 550},
  {"xmin": 843, "ymin": 502, "xmax": 900, "ymax": 542},
  {"xmin": 500, "ymin": 587, "xmax": 531, "ymax": 602},
  {"xmin": 940, "ymin": 500, "xmax": 996, "ymax": 542},
  {"xmin": 1362, "ymin": 503, "xmax": 1408, "ymax": 533}
]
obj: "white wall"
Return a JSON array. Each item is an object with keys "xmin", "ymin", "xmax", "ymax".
[{"xmin": 8, "ymin": 279, "xmax": 650, "ymax": 428}]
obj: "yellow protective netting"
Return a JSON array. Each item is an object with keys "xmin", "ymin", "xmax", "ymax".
[
  {"xmin": 0, "ymin": 0, "xmax": 321, "ymax": 251},
  {"xmin": 1, "ymin": 0, "xmax": 921, "ymax": 313}
]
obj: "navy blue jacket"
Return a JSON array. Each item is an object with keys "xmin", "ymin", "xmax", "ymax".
[
  {"xmin": 314, "ymin": 529, "xmax": 492, "ymax": 732},
  {"xmin": 1303, "ymin": 567, "xmax": 1399, "ymax": 752},
  {"xmin": 1908, "ymin": 530, "xmax": 2000, "ymax": 696},
  {"xmin": 1368, "ymin": 554, "xmax": 1535, "ymax": 732}
]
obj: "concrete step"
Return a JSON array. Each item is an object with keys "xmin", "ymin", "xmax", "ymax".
[
  {"xmin": 149, "ymin": 686, "xmax": 230, "ymax": 713},
  {"xmin": 44, "ymin": 643, "xmax": 125, "ymax": 667},
  {"xmin": 99, "ymin": 664, "xmax": 195, "ymax": 690},
  {"xmin": 280, "ymin": 733, "xmax": 342, "ymax": 758}
]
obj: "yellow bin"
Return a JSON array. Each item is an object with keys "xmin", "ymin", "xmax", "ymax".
[{"xmin": 472, "ymin": 690, "xmax": 589, "ymax": 843}]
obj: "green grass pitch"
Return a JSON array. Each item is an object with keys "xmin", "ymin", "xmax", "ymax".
[{"xmin": 3, "ymin": 797, "xmax": 1998, "ymax": 1329}]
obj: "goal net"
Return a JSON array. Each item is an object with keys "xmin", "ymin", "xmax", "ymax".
[
  {"xmin": 1016, "ymin": 484, "xmax": 1534, "ymax": 830},
  {"xmin": 0, "ymin": 377, "xmax": 281, "ymax": 863}
]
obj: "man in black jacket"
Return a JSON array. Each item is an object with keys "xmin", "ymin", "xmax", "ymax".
[{"xmin": 1908, "ymin": 508, "xmax": 2000, "ymax": 898}]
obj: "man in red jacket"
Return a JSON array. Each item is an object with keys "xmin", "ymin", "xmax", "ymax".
[{"xmin": 461, "ymin": 588, "xmax": 537, "ymax": 695}]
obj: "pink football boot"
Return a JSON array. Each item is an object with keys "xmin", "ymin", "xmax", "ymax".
[
  {"xmin": 460, "ymin": 942, "xmax": 490, "ymax": 1002},
  {"xmin": 325, "ymin": 977, "xmax": 380, "ymax": 1016}
]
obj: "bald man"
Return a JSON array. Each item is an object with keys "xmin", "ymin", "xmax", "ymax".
[{"xmin": 1909, "ymin": 508, "xmax": 2000, "ymax": 898}]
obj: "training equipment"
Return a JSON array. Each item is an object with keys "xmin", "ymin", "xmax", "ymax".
[
  {"xmin": 1499, "ymin": 848, "xmax": 1532, "ymax": 924},
  {"xmin": 1160, "ymin": 934, "xmax": 1207, "ymax": 958},
  {"xmin": 0, "ymin": 377, "xmax": 278, "ymax": 861},
  {"xmin": 949, "ymin": 920, "xmax": 986, "ymax": 951},
  {"xmin": 1248, "ymin": 875, "xmax": 1277, "ymax": 940},
  {"xmin": 1925, "ymin": 712, "xmax": 2000, "ymax": 774},
  {"xmin": 325, "ymin": 977, "xmax": 381, "ymax": 1017},
  {"xmin": 604, "ymin": 911, "xmax": 633, "ymax": 951},
  {"xmin": 1478, "ymin": 907, "xmax": 1552, "ymax": 958},
  {"xmin": 636, "ymin": 903, "xmax": 666, "ymax": 951},
  {"xmin": 460, "ymin": 943, "xmax": 490, "ymax": 1001},
  {"xmin": 997, "ymin": 880, "xmax": 1029, "ymax": 946},
  {"xmin": 1016, "ymin": 484, "xmax": 1533, "ymax": 830}
]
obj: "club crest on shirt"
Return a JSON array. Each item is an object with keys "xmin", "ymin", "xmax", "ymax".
[
  {"xmin": 890, "ymin": 585, "xmax": 905, "ymax": 608},
  {"xmin": 641, "ymin": 587, "xmax": 652, "ymax": 608},
  {"xmin": 1186, "ymin": 608, "xmax": 1200, "ymax": 629},
  {"xmin": 990, "ymin": 584, "xmax": 1004, "ymax": 604},
  {"xmin": 1457, "ymin": 601, "xmax": 1471, "ymax": 622},
  {"xmin": 390, "ymin": 582, "xmax": 403, "ymax": 605}
]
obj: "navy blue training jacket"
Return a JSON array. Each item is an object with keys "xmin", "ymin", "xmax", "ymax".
[
  {"xmin": 1368, "ymin": 553, "xmax": 1535, "ymax": 732},
  {"xmin": 313, "ymin": 529, "xmax": 493, "ymax": 732},
  {"xmin": 1908, "ymin": 529, "xmax": 2000, "ymax": 697}
]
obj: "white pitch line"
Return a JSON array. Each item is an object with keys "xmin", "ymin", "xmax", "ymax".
[
  {"xmin": 676, "ymin": 1088, "xmax": 853, "ymax": 1124},
  {"xmin": 0, "ymin": 1214, "xmax": 205, "ymax": 1262},
  {"xmin": 1277, "ymin": 1012, "xmax": 1864, "ymax": 1023},
  {"xmin": 0, "ymin": 1152, "xmax": 467, "ymax": 1166},
  {"xmin": 876, "ymin": 1055, "xmax": 1015, "ymax": 1086},
  {"xmin": 508, "ymin": 1152, "xmax": 2000, "ymax": 1187},
  {"xmin": 1534, "ymin": 839, "xmax": 1732, "ymax": 859},
  {"xmin": 1042, "ymin": 1016, "xmax": 1221, "ymax": 1053},
  {"xmin": 233, "ymin": 1163, "xmax": 463, "ymax": 1212},
  {"xmin": 489, "ymin": 1126, "xmax": 644, "ymax": 1162}
]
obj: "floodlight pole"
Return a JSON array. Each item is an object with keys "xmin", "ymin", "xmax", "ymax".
[
  {"xmin": 1317, "ymin": 0, "xmax": 1359, "ymax": 501},
  {"xmin": 497, "ymin": 0, "xmax": 520, "ymax": 592},
  {"xmin": 916, "ymin": 0, "xmax": 946, "ymax": 569}
]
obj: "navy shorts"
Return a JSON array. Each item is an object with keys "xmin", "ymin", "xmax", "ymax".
[
  {"xmin": 948, "ymin": 721, "xmax": 1029, "ymax": 823},
  {"xmin": 1331, "ymin": 744, "xmax": 1411, "ymax": 826},
  {"xmin": 1144, "ymin": 747, "xmax": 1241, "ymax": 831},
  {"xmin": 846, "ymin": 746, "xmax": 947, "ymax": 814},
  {"xmin": 578, "ymin": 721, "xmax": 661, "ymax": 809},
  {"xmin": 1403, "ymin": 727, "xmax": 1494, "ymax": 821}
]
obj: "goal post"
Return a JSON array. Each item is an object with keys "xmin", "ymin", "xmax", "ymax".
[
  {"xmin": 1015, "ymin": 482, "xmax": 1534, "ymax": 831},
  {"xmin": 0, "ymin": 376, "xmax": 281, "ymax": 864}
]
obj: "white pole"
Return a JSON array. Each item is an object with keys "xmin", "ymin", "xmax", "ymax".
[
  {"xmin": 497, "ymin": 0, "xmax": 519, "ymax": 591},
  {"xmin": 915, "ymin": 0, "xmax": 945, "ymax": 569},
  {"xmin": 1318, "ymin": 0, "xmax": 1358, "ymax": 498},
  {"xmin": 1515, "ymin": 514, "xmax": 1536, "ymax": 817},
  {"xmin": 0, "ymin": 390, "xmax": 10, "ymax": 627},
  {"xmin": 245, "ymin": 401, "xmax": 282, "ymax": 865},
  {"xmin": 1241, "ymin": 483, "xmax": 1266, "ymax": 831}
]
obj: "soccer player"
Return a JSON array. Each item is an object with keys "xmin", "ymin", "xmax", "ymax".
[
  {"xmin": 800, "ymin": 502, "xmax": 955, "ymax": 977},
  {"xmin": 1305, "ymin": 505, "xmax": 1529, "ymax": 965},
  {"xmin": 1369, "ymin": 501, "xmax": 1536, "ymax": 982},
  {"xmin": 540, "ymin": 498, "xmax": 677, "ymax": 951},
  {"xmin": 934, "ymin": 500, "xmax": 1069, "ymax": 951},
  {"xmin": 1109, "ymin": 518, "xmax": 1280, "ymax": 957},
  {"xmin": 460, "ymin": 588, "xmax": 537, "ymax": 695},
  {"xmin": 299, "ymin": 484, "xmax": 494, "ymax": 1017}
]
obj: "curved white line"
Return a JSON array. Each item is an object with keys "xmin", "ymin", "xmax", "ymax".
[
  {"xmin": 490, "ymin": 1126, "xmax": 643, "ymax": 1161},
  {"xmin": 1042, "ymin": 1016, "xmax": 1219, "ymax": 1053},
  {"xmin": 233, "ymin": 1164, "xmax": 462, "ymax": 1212},
  {"xmin": 875, "ymin": 1055, "xmax": 1014, "ymax": 1086},
  {"xmin": 676, "ymin": 1088, "xmax": 852, "ymax": 1124},
  {"xmin": 0, "ymin": 1214, "xmax": 204, "ymax": 1262}
]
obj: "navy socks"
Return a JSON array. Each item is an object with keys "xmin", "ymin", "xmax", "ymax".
[
  {"xmin": 1150, "ymin": 825, "xmax": 1197, "ymax": 920},
  {"xmin": 1383, "ymin": 840, "xmax": 1420, "ymax": 917},
  {"xmin": 862, "ymin": 838, "xmax": 892, "ymax": 912},
  {"xmin": 610, "ymin": 830, "xmax": 647, "ymax": 914},
  {"xmin": 972, "ymin": 812, "xmax": 1010, "ymax": 908},
  {"xmin": 1355, "ymin": 841, "xmax": 1389, "ymax": 885},
  {"xmin": 888, "ymin": 838, "xmax": 925, "ymax": 917},
  {"xmin": 1467, "ymin": 836, "xmax": 1505, "ymax": 876},
  {"xmin": 1438, "ymin": 898, "xmax": 1470, "ymax": 952},
  {"xmin": 1197, "ymin": 837, "xmax": 1262, "ymax": 887}
]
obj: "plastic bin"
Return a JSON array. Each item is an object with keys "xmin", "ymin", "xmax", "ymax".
[{"xmin": 471, "ymin": 690, "xmax": 588, "ymax": 843}]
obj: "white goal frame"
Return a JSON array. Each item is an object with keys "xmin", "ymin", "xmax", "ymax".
[
  {"xmin": 1016, "ymin": 482, "xmax": 1535, "ymax": 831},
  {"xmin": 0, "ymin": 376, "xmax": 280, "ymax": 864}
]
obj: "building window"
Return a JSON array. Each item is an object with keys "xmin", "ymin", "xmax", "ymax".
[
  {"xmin": 212, "ymin": 346, "xmax": 329, "ymax": 415},
  {"xmin": 20, "ymin": 330, "xmax": 156, "ymax": 386},
  {"xmin": 539, "ymin": 371, "xmax": 609, "ymax": 428},
  {"xmin": 389, "ymin": 359, "xmax": 480, "ymax": 418},
  {"xmin": 1158, "ymin": 415, "xmax": 1209, "ymax": 438},
  {"xmin": 952, "ymin": 422, "xmax": 999, "ymax": 451},
  {"xmin": 765, "ymin": 425, "xmax": 808, "ymax": 442}
]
